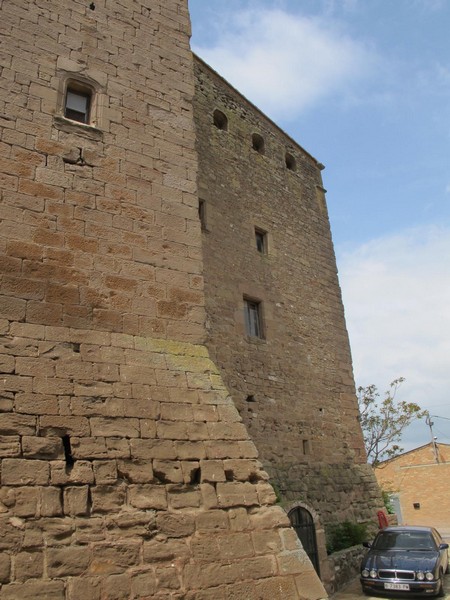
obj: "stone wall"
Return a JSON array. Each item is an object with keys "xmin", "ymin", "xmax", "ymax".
[
  {"xmin": 194, "ymin": 56, "xmax": 382, "ymax": 532},
  {"xmin": 326, "ymin": 545, "xmax": 366, "ymax": 594},
  {"xmin": 0, "ymin": 0, "xmax": 326, "ymax": 597}
]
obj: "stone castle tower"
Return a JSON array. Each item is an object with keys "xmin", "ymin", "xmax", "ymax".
[{"xmin": 0, "ymin": 0, "xmax": 380, "ymax": 597}]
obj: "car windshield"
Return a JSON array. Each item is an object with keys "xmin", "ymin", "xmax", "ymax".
[{"xmin": 373, "ymin": 531, "xmax": 436, "ymax": 551}]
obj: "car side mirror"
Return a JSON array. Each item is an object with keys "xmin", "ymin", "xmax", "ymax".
[
  {"xmin": 363, "ymin": 542, "xmax": 372, "ymax": 548},
  {"xmin": 439, "ymin": 543, "xmax": 449, "ymax": 550}
]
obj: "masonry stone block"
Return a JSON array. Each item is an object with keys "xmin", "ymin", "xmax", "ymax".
[
  {"xmin": 40, "ymin": 487, "xmax": 63, "ymax": 517},
  {"xmin": 116, "ymin": 459, "xmax": 152, "ymax": 483},
  {"xmin": 22, "ymin": 435, "xmax": 63, "ymax": 458},
  {"xmin": 91, "ymin": 484, "xmax": 126, "ymax": 513},
  {"xmin": 88, "ymin": 542, "xmax": 141, "ymax": 576},
  {"xmin": 93, "ymin": 460, "xmax": 118, "ymax": 484},
  {"xmin": 71, "ymin": 437, "xmax": 108, "ymax": 459},
  {"xmin": 156, "ymin": 512, "xmax": 196, "ymax": 539},
  {"xmin": 38, "ymin": 416, "xmax": 90, "ymax": 437},
  {"xmin": 66, "ymin": 577, "xmax": 101, "ymax": 600},
  {"xmin": 195, "ymin": 510, "xmax": 229, "ymax": 532},
  {"xmin": 0, "ymin": 414, "xmax": 36, "ymax": 436},
  {"xmin": 130, "ymin": 439, "xmax": 176, "ymax": 460},
  {"xmin": 216, "ymin": 482, "xmax": 259, "ymax": 508},
  {"xmin": 63, "ymin": 486, "xmax": 90, "ymax": 517},
  {"xmin": 1, "ymin": 459, "xmax": 49, "ymax": 486},
  {"xmin": 130, "ymin": 571, "xmax": 158, "ymax": 598},
  {"xmin": 101, "ymin": 573, "xmax": 132, "ymax": 600},
  {"xmin": 11, "ymin": 486, "xmax": 39, "ymax": 517},
  {"xmin": 47, "ymin": 545, "xmax": 91, "ymax": 577},
  {"xmin": 51, "ymin": 461, "xmax": 94, "ymax": 485},
  {"xmin": 90, "ymin": 417, "xmax": 140, "ymax": 438},
  {"xmin": 0, "ymin": 581, "xmax": 65, "ymax": 600},
  {"xmin": 0, "ymin": 552, "xmax": 11, "ymax": 583},
  {"xmin": 13, "ymin": 550, "xmax": 44, "ymax": 581},
  {"xmin": 0, "ymin": 436, "xmax": 21, "ymax": 457}
]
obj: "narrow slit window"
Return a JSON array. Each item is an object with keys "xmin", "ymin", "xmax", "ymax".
[
  {"xmin": 255, "ymin": 228, "xmax": 267, "ymax": 254},
  {"xmin": 65, "ymin": 85, "xmax": 92, "ymax": 124},
  {"xmin": 244, "ymin": 298, "xmax": 263, "ymax": 338},
  {"xmin": 62, "ymin": 435, "xmax": 75, "ymax": 470},
  {"xmin": 198, "ymin": 199, "xmax": 207, "ymax": 230}
]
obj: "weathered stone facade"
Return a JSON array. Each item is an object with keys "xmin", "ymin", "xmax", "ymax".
[
  {"xmin": 194, "ymin": 56, "xmax": 382, "ymax": 569},
  {"xmin": 0, "ymin": 0, "xmax": 381, "ymax": 596},
  {"xmin": 0, "ymin": 0, "xmax": 329, "ymax": 597}
]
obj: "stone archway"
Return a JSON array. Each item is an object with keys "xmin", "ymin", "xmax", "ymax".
[
  {"xmin": 286, "ymin": 501, "xmax": 331, "ymax": 585},
  {"xmin": 288, "ymin": 505, "xmax": 320, "ymax": 574}
]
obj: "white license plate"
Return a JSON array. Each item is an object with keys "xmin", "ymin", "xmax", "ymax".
[{"xmin": 384, "ymin": 583, "xmax": 410, "ymax": 591}]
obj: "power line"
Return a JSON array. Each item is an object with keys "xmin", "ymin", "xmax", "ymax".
[{"xmin": 430, "ymin": 414, "xmax": 450, "ymax": 421}]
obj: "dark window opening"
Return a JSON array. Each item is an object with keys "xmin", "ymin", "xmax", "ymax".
[
  {"xmin": 65, "ymin": 85, "xmax": 92, "ymax": 124},
  {"xmin": 303, "ymin": 440, "xmax": 311, "ymax": 455},
  {"xmin": 190, "ymin": 468, "xmax": 201, "ymax": 484},
  {"xmin": 252, "ymin": 133, "xmax": 265, "ymax": 155},
  {"xmin": 213, "ymin": 109, "xmax": 228, "ymax": 130},
  {"xmin": 198, "ymin": 199, "xmax": 207, "ymax": 230},
  {"xmin": 62, "ymin": 435, "xmax": 75, "ymax": 470},
  {"xmin": 244, "ymin": 298, "xmax": 263, "ymax": 338},
  {"xmin": 255, "ymin": 228, "xmax": 267, "ymax": 254},
  {"xmin": 285, "ymin": 152, "xmax": 296, "ymax": 171},
  {"xmin": 246, "ymin": 394, "xmax": 256, "ymax": 402}
]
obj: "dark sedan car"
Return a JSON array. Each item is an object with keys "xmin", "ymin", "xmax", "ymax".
[{"xmin": 360, "ymin": 526, "xmax": 449, "ymax": 596}]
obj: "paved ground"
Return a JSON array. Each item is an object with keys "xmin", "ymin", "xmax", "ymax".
[{"xmin": 331, "ymin": 574, "xmax": 450, "ymax": 600}]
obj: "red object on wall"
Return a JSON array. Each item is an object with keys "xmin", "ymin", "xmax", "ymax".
[{"xmin": 377, "ymin": 510, "xmax": 389, "ymax": 529}]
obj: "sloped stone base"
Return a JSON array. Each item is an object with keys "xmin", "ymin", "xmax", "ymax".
[{"xmin": 0, "ymin": 324, "xmax": 326, "ymax": 599}]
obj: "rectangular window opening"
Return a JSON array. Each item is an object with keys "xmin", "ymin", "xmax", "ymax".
[
  {"xmin": 244, "ymin": 298, "xmax": 264, "ymax": 338},
  {"xmin": 255, "ymin": 228, "xmax": 267, "ymax": 254},
  {"xmin": 65, "ymin": 86, "xmax": 92, "ymax": 124},
  {"xmin": 198, "ymin": 199, "xmax": 207, "ymax": 230}
]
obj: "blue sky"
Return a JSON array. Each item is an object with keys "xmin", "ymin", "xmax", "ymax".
[{"xmin": 189, "ymin": 0, "xmax": 450, "ymax": 451}]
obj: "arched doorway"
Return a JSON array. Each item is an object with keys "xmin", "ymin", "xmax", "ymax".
[{"xmin": 288, "ymin": 506, "xmax": 320, "ymax": 575}]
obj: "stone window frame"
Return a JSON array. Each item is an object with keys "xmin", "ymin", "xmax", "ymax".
[
  {"xmin": 54, "ymin": 72, "xmax": 105, "ymax": 139},
  {"xmin": 255, "ymin": 226, "xmax": 268, "ymax": 255},
  {"xmin": 243, "ymin": 296, "xmax": 264, "ymax": 339},
  {"xmin": 64, "ymin": 83, "xmax": 92, "ymax": 124}
]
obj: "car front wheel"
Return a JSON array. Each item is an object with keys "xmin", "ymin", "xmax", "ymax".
[{"xmin": 437, "ymin": 571, "xmax": 445, "ymax": 597}]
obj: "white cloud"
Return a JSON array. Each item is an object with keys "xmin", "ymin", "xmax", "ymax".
[
  {"xmin": 338, "ymin": 226, "xmax": 450, "ymax": 448},
  {"xmin": 192, "ymin": 8, "xmax": 375, "ymax": 120}
]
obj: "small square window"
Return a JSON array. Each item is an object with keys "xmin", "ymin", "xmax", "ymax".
[
  {"xmin": 255, "ymin": 228, "xmax": 267, "ymax": 254},
  {"xmin": 244, "ymin": 298, "xmax": 264, "ymax": 338},
  {"xmin": 65, "ymin": 86, "xmax": 91, "ymax": 124}
]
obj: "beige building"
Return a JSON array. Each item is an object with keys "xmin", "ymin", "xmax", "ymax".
[
  {"xmin": 375, "ymin": 443, "xmax": 450, "ymax": 533},
  {"xmin": 0, "ymin": 0, "xmax": 381, "ymax": 597}
]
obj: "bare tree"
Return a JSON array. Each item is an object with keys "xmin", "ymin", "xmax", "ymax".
[{"xmin": 357, "ymin": 378, "xmax": 426, "ymax": 466}]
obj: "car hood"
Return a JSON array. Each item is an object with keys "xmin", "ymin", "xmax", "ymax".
[{"xmin": 363, "ymin": 550, "xmax": 438, "ymax": 572}]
